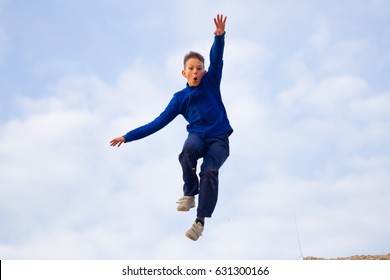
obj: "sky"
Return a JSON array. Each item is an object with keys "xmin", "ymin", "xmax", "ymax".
[{"xmin": 0, "ymin": 0, "xmax": 389, "ymax": 260}]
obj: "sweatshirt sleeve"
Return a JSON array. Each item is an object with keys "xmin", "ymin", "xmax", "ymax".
[
  {"xmin": 208, "ymin": 32, "xmax": 225, "ymax": 85},
  {"xmin": 123, "ymin": 96, "xmax": 180, "ymax": 143}
]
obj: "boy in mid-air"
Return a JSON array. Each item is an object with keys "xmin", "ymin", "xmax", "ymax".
[{"xmin": 110, "ymin": 14, "xmax": 233, "ymax": 241}]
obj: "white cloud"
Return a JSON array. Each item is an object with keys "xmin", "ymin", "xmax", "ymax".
[{"xmin": 278, "ymin": 74, "xmax": 368, "ymax": 114}]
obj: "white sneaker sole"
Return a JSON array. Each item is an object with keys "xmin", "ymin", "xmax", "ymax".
[
  {"xmin": 176, "ymin": 205, "xmax": 195, "ymax": 211},
  {"xmin": 185, "ymin": 232, "xmax": 199, "ymax": 241}
]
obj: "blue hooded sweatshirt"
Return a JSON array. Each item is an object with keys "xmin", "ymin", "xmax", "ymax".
[{"xmin": 123, "ymin": 33, "xmax": 233, "ymax": 143}]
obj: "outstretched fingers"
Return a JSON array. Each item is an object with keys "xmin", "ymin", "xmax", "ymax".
[
  {"xmin": 214, "ymin": 14, "xmax": 227, "ymax": 25},
  {"xmin": 214, "ymin": 14, "xmax": 227, "ymax": 35},
  {"xmin": 110, "ymin": 136, "xmax": 125, "ymax": 147}
]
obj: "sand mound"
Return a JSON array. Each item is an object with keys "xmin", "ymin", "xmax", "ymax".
[{"xmin": 304, "ymin": 254, "xmax": 390, "ymax": 260}]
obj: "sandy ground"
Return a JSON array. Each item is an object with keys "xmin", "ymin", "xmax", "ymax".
[{"xmin": 304, "ymin": 254, "xmax": 390, "ymax": 260}]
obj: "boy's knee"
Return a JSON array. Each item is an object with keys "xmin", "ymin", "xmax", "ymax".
[
  {"xmin": 179, "ymin": 148, "xmax": 198, "ymax": 167},
  {"xmin": 200, "ymin": 169, "xmax": 219, "ymax": 179},
  {"xmin": 179, "ymin": 148, "xmax": 191, "ymax": 161}
]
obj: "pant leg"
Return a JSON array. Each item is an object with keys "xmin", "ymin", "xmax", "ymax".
[
  {"xmin": 197, "ymin": 134, "xmax": 230, "ymax": 218},
  {"xmin": 178, "ymin": 134, "xmax": 206, "ymax": 196}
]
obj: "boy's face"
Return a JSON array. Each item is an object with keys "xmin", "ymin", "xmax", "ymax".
[{"xmin": 182, "ymin": 58, "xmax": 206, "ymax": 87}]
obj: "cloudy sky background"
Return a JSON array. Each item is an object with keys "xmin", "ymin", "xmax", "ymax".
[{"xmin": 0, "ymin": 0, "xmax": 389, "ymax": 259}]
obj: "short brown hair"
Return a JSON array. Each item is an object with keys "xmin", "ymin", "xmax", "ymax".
[{"xmin": 183, "ymin": 51, "xmax": 205, "ymax": 68}]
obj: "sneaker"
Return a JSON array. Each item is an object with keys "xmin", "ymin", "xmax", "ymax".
[
  {"xmin": 185, "ymin": 222, "xmax": 204, "ymax": 241},
  {"xmin": 176, "ymin": 196, "xmax": 195, "ymax": 211}
]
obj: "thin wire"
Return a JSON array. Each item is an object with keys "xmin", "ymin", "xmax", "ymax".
[{"xmin": 295, "ymin": 217, "xmax": 304, "ymax": 259}]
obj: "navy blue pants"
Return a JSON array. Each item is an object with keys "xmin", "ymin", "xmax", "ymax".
[{"xmin": 178, "ymin": 133, "xmax": 230, "ymax": 218}]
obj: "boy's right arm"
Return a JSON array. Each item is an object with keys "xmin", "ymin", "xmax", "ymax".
[{"xmin": 110, "ymin": 94, "xmax": 180, "ymax": 147}]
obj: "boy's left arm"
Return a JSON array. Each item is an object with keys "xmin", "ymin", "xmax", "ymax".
[{"xmin": 208, "ymin": 14, "xmax": 227, "ymax": 83}]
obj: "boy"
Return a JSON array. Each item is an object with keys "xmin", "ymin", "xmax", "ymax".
[{"xmin": 110, "ymin": 14, "xmax": 233, "ymax": 241}]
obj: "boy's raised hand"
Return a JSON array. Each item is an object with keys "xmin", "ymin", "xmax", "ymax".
[{"xmin": 214, "ymin": 14, "xmax": 227, "ymax": 36}]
